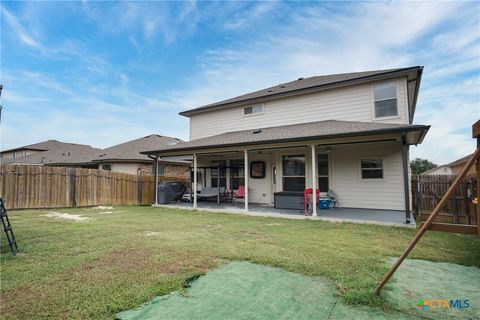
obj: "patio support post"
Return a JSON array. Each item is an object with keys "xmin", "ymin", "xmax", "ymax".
[
  {"xmin": 244, "ymin": 149, "xmax": 249, "ymax": 213},
  {"xmin": 401, "ymin": 133, "xmax": 411, "ymax": 224},
  {"xmin": 217, "ymin": 164, "xmax": 220, "ymax": 205},
  {"xmin": 154, "ymin": 155, "xmax": 159, "ymax": 205},
  {"xmin": 311, "ymin": 144, "xmax": 318, "ymax": 217},
  {"xmin": 193, "ymin": 153, "xmax": 198, "ymax": 209}
]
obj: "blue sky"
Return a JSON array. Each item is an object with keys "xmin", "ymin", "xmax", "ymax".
[{"xmin": 1, "ymin": 1, "xmax": 479, "ymax": 164}]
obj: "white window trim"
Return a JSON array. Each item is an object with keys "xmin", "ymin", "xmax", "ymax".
[
  {"xmin": 243, "ymin": 103, "xmax": 265, "ymax": 117},
  {"xmin": 371, "ymin": 81, "xmax": 400, "ymax": 121},
  {"xmin": 359, "ymin": 158, "xmax": 385, "ymax": 181}
]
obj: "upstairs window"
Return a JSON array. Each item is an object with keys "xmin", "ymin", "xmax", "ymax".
[
  {"xmin": 360, "ymin": 159, "xmax": 383, "ymax": 179},
  {"xmin": 244, "ymin": 104, "xmax": 263, "ymax": 115},
  {"xmin": 373, "ymin": 82, "xmax": 397, "ymax": 118}
]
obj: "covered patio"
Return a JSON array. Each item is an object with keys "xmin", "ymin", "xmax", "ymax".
[
  {"xmin": 154, "ymin": 202, "xmax": 416, "ymax": 228},
  {"xmin": 143, "ymin": 120, "xmax": 429, "ymax": 227}
]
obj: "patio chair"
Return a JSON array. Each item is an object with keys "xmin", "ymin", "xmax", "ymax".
[
  {"xmin": 198, "ymin": 187, "xmax": 226, "ymax": 200},
  {"xmin": 232, "ymin": 186, "xmax": 246, "ymax": 204},
  {"xmin": 327, "ymin": 189, "xmax": 339, "ymax": 208}
]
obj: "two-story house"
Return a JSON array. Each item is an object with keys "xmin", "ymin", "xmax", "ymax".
[{"xmin": 143, "ymin": 66, "xmax": 430, "ymax": 222}]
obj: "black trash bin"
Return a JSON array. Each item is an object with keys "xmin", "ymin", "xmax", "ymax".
[{"xmin": 157, "ymin": 181, "xmax": 186, "ymax": 204}]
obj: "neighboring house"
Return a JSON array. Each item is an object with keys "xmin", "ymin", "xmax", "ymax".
[
  {"xmin": 1, "ymin": 136, "xmax": 190, "ymax": 179},
  {"xmin": 1, "ymin": 140, "xmax": 100, "ymax": 168},
  {"xmin": 91, "ymin": 134, "xmax": 190, "ymax": 177},
  {"xmin": 144, "ymin": 66, "xmax": 430, "ymax": 221},
  {"xmin": 422, "ymin": 165, "xmax": 452, "ymax": 175},
  {"xmin": 423, "ymin": 153, "xmax": 475, "ymax": 176}
]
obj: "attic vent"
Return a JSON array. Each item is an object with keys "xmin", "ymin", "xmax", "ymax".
[
  {"xmin": 253, "ymin": 129, "xmax": 262, "ymax": 134},
  {"xmin": 297, "ymin": 77, "xmax": 304, "ymax": 81},
  {"xmin": 267, "ymin": 89, "xmax": 273, "ymax": 93},
  {"xmin": 280, "ymin": 85, "xmax": 286, "ymax": 88}
]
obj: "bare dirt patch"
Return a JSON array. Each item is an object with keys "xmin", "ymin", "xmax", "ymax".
[
  {"xmin": 91, "ymin": 206, "xmax": 114, "ymax": 210},
  {"xmin": 98, "ymin": 211, "xmax": 113, "ymax": 214},
  {"xmin": 144, "ymin": 231, "xmax": 161, "ymax": 236},
  {"xmin": 43, "ymin": 212, "xmax": 93, "ymax": 222}
]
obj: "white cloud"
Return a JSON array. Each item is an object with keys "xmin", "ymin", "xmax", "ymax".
[
  {"xmin": 163, "ymin": 1, "xmax": 479, "ymax": 164},
  {"xmin": 1, "ymin": 1, "xmax": 478, "ymax": 165},
  {"xmin": 1, "ymin": 7, "xmax": 42, "ymax": 49}
]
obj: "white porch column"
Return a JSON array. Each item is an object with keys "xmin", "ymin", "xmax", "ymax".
[
  {"xmin": 154, "ymin": 155, "xmax": 159, "ymax": 205},
  {"xmin": 244, "ymin": 149, "xmax": 249, "ymax": 213},
  {"xmin": 311, "ymin": 145, "xmax": 317, "ymax": 217},
  {"xmin": 193, "ymin": 153, "xmax": 198, "ymax": 209}
]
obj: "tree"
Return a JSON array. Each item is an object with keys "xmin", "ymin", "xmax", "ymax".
[{"xmin": 410, "ymin": 158, "xmax": 438, "ymax": 175}]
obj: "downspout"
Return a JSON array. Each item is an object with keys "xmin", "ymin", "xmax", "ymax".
[{"xmin": 401, "ymin": 133, "xmax": 411, "ymax": 224}]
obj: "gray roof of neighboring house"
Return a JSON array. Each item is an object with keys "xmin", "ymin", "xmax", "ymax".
[
  {"xmin": 1, "ymin": 140, "xmax": 101, "ymax": 165},
  {"xmin": 447, "ymin": 153, "xmax": 474, "ymax": 167},
  {"xmin": 143, "ymin": 120, "xmax": 430, "ymax": 155},
  {"xmin": 92, "ymin": 134, "xmax": 188, "ymax": 164},
  {"xmin": 180, "ymin": 66, "xmax": 423, "ymax": 117}
]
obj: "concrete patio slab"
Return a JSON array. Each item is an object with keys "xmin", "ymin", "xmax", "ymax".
[{"xmin": 154, "ymin": 202, "xmax": 416, "ymax": 228}]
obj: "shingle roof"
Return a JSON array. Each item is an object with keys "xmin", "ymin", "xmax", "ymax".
[
  {"xmin": 92, "ymin": 134, "xmax": 186, "ymax": 163},
  {"xmin": 447, "ymin": 153, "xmax": 474, "ymax": 167},
  {"xmin": 180, "ymin": 66, "xmax": 423, "ymax": 116},
  {"xmin": 1, "ymin": 140, "xmax": 100, "ymax": 165},
  {"xmin": 143, "ymin": 120, "xmax": 430, "ymax": 155}
]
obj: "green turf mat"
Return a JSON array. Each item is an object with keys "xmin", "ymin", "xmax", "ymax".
[
  {"xmin": 116, "ymin": 261, "xmax": 415, "ymax": 320},
  {"xmin": 386, "ymin": 258, "xmax": 480, "ymax": 320}
]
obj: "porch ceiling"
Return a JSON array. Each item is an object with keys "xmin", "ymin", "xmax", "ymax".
[{"xmin": 142, "ymin": 120, "xmax": 429, "ymax": 157}]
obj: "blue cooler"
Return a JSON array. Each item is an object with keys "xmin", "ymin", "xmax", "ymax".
[{"xmin": 319, "ymin": 198, "xmax": 330, "ymax": 210}]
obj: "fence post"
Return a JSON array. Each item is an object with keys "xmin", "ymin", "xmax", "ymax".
[
  {"xmin": 70, "ymin": 168, "xmax": 76, "ymax": 207},
  {"xmin": 476, "ymin": 155, "xmax": 480, "ymax": 235},
  {"xmin": 93, "ymin": 172, "xmax": 97, "ymax": 206},
  {"xmin": 137, "ymin": 175, "xmax": 142, "ymax": 205}
]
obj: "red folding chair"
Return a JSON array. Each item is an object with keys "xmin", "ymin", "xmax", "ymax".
[
  {"xmin": 303, "ymin": 188, "xmax": 320, "ymax": 215},
  {"xmin": 233, "ymin": 186, "xmax": 246, "ymax": 204}
]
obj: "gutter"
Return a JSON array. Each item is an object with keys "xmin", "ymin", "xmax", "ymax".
[
  {"xmin": 142, "ymin": 125, "xmax": 430, "ymax": 155},
  {"xmin": 91, "ymin": 158, "xmax": 189, "ymax": 165}
]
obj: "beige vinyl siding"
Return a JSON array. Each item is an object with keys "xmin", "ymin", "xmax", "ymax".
[
  {"xmin": 196, "ymin": 154, "xmax": 273, "ymax": 204},
  {"xmin": 190, "ymin": 78, "xmax": 408, "ymax": 140},
  {"xmin": 111, "ymin": 163, "xmax": 140, "ymax": 175},
  {"xmin": 1, "ymin": 152, "xmax": 15, "ymax": 159},
  {"xmin": 331, "ymin": 142, "xmax": 405, "ymax": 210},
  {"xmin": 192, "ymin": 141, "xmax": 406, "ymax": 210}
]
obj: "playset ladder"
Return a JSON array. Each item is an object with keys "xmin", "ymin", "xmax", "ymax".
[{"xmin": 0, "ymin": 198, "xmax": 19, "ymax": 255}]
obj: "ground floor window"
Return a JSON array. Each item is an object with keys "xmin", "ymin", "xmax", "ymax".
[
  {"xmin": 230, "ymin": 159, "xmax": 244, "ymax": 190},
  {"xmin": 282, "ymin": 155, "xmax": 305, "ymax": 191},
  {"xmin": 157, "ymin": 163, "xmax": 165, "ymax": 177},
  {"xmin": 211, "ymin": 160, "xmax": 227, "ymax": 187},
  {"xmin": 318, "ymin": 154, "xmax": 329, "ymax": 192},
  {"xmin": 360, "ymin": 159, "xmax": 383, "ymax": 179},
  {"xmin": 101, "ymin": 164, "xmax": 112, "ymax": 171}
]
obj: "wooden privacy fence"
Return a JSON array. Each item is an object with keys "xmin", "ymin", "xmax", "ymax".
[
  {"xmin": 412, "ymin": 174, "xmax": 477, "ymax": 225},
  {"xmin": 0, "ymin": 164, "xmax": 186, "ymax": 209}
]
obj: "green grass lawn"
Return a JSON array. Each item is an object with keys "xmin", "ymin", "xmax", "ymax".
[{"xmin": 1, "ymin": 206, "xmax": 479, "ymax": 319}]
